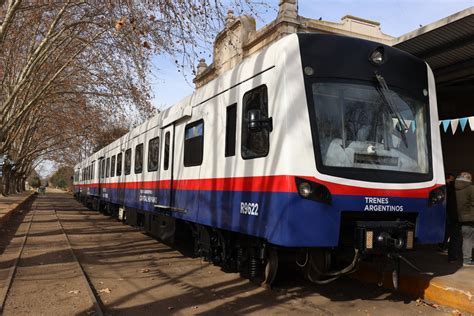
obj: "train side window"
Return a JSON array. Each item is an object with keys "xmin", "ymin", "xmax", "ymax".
[
  {"xmin": 125, "ymin": 149, "xmax": 132, "ymax": 175},
  {"xmin": 111, "ymin": 156, "xmax": 116, "ymax": 177},
  {"xmin": 91, "ymin": 162, "xmax": 95, "ymax": 180},
  {"xmin": 135, "ymin": 143, "xmax": 143, "ymax": 174},
  {"xmin": 116, "ymin": 153, "xmax": 122, "ymax": 176},
  {"xmin": 184, "ymin": 120, "xmax": 204, "ymax": 167},
  {"xmin": 148, "ymin": 137, "xmax": 160, "ymax": 172},
  {"xmin": 101, "ymin": 159, "xmax": 106, "ymax": 179},
  {"xmin": 225, "ymin": 103, "xmax": 237, "ymax": 157},
  {"xmin": 241, "ymin": 85, "xmax": 271, "ymax": 159},
  {"xmin": 164, "ymin": 132, "xmax": 170, "ymax": 171},
  {"xmin": 106, "ymin": 158, "xmax": 110, "ymax": 178}
]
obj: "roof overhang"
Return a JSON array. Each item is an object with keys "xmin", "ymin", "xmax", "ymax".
[{"xmin": 393, "ymin": 7, "xmax": 474, "ymax": 86}]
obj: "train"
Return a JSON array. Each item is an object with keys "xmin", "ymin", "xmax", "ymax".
[{"xmin": 74, "ymin": 33, "xmax": 446, "ymax": 287}]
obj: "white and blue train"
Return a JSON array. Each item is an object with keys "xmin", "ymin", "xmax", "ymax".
[{"xmin": 74, "ymin": 34, "xmax": 446, "ymax": 286}]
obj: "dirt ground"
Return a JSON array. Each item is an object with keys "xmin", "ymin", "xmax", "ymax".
[{"xmin": 0, "ymin": 192, "xmax": 463, "ymax": 315}]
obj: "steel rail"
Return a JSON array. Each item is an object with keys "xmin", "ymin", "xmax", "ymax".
[
  {"xmin": 53, "ymin": 208, "xmax": 104, "ymax": 316},
  {"xmin": 0, "ymin": 206, "xmax": 36, "ymax": 314}
]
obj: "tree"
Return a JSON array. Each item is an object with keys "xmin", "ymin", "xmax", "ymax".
[
  {"xmin": 26, "ymin": 169, "xmax": 41, "ymax": 188},
  {"xmin": 49, "ymin": 165, "xmax": 74, "ymax": 190},
  {"xmin": 0, "ymin": 0, "xmax": 266, "ymax": 195}
]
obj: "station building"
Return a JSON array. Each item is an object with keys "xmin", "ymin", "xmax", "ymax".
[{"xmin": 194, "ymin": 1, "xmax": 473, "ymax": 177}]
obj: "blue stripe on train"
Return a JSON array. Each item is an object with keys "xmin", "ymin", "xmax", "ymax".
[{"xmin": 79, "ymin": 186, "xmax": 445, "ymax": 247}]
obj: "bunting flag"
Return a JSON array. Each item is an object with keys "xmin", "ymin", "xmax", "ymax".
[
  {"xmin": 439, "ymin": 115, "xmax": 474, "ymax": 134},
  {"xmin": 459, "ymin": 117, "xmax": 468, "ymax": 132},
  {"xmin": 450, "ymin": 119, "xmax": 459, "ymax": 135},
  {"xmin": 469, "ymin": 117, "xmax": 474, "ymax": 131},
  {"xmin": 442, "ymin": 120, "xmax": 450, "ymax": 133}
]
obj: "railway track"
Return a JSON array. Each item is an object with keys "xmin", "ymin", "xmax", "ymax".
[{"xmin": 0, "ymin": 196, "xmax": 103, "ymax": 315}]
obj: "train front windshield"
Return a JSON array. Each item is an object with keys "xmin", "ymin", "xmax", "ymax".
[{"xmin": 311, "ymin": 82, "xmax": 429, "ymax": 176}]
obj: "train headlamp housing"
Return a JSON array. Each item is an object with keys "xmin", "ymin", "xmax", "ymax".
[
  {"xmin": 369, "ymin": 46, "xmax": 386, "ymax": 66},
  {"xmin": 428, "ymin": 185, "xmax": 446, "ymax": 206},
  {"xmin": 295, "ymin": 177, "xmax": 332, "ymax": 204}
]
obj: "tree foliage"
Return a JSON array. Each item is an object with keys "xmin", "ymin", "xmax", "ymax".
[
  {"xmin": 49, "ymin": 165, "xmax": 74, "ymax": 190},
  {"xmin": 0, "ymin": 0, "xmax": 265, "ymax": 195}
]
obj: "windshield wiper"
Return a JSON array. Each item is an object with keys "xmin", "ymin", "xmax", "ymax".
[{"xmin": 374, "ymin": 72, "xmax": 409, "ymax": 147}]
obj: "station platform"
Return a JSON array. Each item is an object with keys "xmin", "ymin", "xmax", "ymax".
[
  {"xmin": 0, "ymin": 191, "xmax": 35, "ymax": 226},
  {"xmin": 353, "ymin": 245, "xmax": 474, "ymax": 313}
]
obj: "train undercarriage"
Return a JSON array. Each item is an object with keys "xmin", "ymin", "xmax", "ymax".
[{"xmin": 76, "ymin": 194, "xmax": 419, "ymax": 289}]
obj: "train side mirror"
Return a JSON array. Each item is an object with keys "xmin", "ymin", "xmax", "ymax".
[{"xmin": 248, "ymin": 109, "xmax": 273, "ymax": 132}]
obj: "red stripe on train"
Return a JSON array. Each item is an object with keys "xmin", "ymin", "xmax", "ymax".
[{"xmin": 75, "ymin": 175, "xmax": 441, "ymax": 198}]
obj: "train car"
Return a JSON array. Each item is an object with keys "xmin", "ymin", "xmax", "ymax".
[{"xmin": 74, "ymin": 33, "xmax": 445, "ymax": 287}]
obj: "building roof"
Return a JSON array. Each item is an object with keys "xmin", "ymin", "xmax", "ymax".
[{"xmin": 393, "ymin": 7, "xmax": 474, "ymax": 84}]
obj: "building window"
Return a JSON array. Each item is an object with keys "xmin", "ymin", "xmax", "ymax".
[
  {"xmin": 116, "ymin": 153, "xmax": 122, "ymax": 176},
  {"xmin": 135, "ymin": 143, "xmax": 143, "ymax": 174},
  {"xmin": 111, "ymin": 156, "xmax": 115, "ymax": 177},
  {"xmin": 164, "ymin": 132, "xmax": 170, "ymax": 171},
  {"xmin": 225, "ymin": 103, "xmax": 237, "ymax": 157},
  {"xmin": 106, "ymin": 158, "xmax": 110, "ymax": 178},
  {"xmin": 241, "ymin": 85, "xmax": 270, "ymax": 159},
  {"xmin": 184, "ymin": 120, "xmax": 204, "ymax": 167},
  {"xmin": 148, "ymin": 137, "xmax": 160, "ymax": 172},
  {"xmin": 125, "ymin": 149, "xmax": 131, "ymax": 175}
]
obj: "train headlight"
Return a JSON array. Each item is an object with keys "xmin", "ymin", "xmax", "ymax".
[
  {"xmin": 369, "ymin": 46, "xmax": 385, "ymax": 66},
  {"xmin": 428, "ymin": 186, "xmax": 446, "ymax": 206},
  {"xmin": 295, "ymin": 177, "xmax": 332, "ymax": 204},
  {"xmin": 298, "ymin": 182, "xmax": 313, "ymax": 198}
]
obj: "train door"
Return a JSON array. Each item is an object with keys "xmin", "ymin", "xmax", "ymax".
[{"xmin": 158, "ymin": 124, "xmax": 174, "ymax": 208}]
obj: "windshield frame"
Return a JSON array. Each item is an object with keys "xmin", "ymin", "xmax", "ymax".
[{"xmin": 305, "ymin": 77, "xmax": 433, "ymax": 183}]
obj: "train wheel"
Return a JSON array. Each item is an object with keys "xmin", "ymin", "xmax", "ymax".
[{"xmin": 261, "ymin": 248, "xmax": 278, "ymax": 287}]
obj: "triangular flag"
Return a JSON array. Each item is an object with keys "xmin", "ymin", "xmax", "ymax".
[
  {"xmin": 411, "ymin": 120, "xmax": 416, "ymax": 133},
  {"xmin": 469, "ymin": 117, "xmax": 474, "ymax": 132},
  {"xmin": 442, "ymin": 120, "xmax": 450, "ymax": 133},
  {"xmin": 459, "ymin": 117, "xmax": 468, "ymax": 132},
  {"xmin": 451, "ymin": 119, "xmax": 459, "ymax": 135}
]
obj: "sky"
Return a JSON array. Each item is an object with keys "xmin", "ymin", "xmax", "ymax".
[{"xmin": 150, "ymin": 0, "xmax": 474, "ymax": 108}]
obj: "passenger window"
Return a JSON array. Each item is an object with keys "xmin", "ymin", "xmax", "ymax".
[
  {"xmin": 91, "ymin": 162, "xmax": 95, "ymax": 180},
  {"xmin": 135, "ymin": 143, "xmax": 143, "ymax": 174},
  {"xmin": 106, "ymin": 158, "xmax": 110, "ymax": 178},
  {"xmin": 225, "ymin": 103, "xmax": 237, "ymax": 157},
  {"xmin": 111, "ymin": 156, "xmax": 115, "ymax": 177},
  {"xmin": 101, "ymin": 159, "xmax": 106, "ymax": 179},
  {"xmin": 125, "ymin": 149, "xmax": 131, "ymax": 175},
  {"xmin": 164, "ymin": 132, "xmax": 170, "ymax": 171},
  {"xmin": 148, "ymin": 137, "xmax": 160, "ymax": 172},
  {"xmin": 241, "ymin": 85, "xmax": 271, "ymax": 159},
  {"xmin": 184, "ymin": 120, "xmax": 204, "ymax": 167},
  {"xmin": 117, "ymin": 153, "xmax": 122, "ymax": 176}
]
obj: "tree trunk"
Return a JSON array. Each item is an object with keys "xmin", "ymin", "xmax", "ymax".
[{"xmin": 3, "ymin": 166, "xmax": 11, "ymax": 196}]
